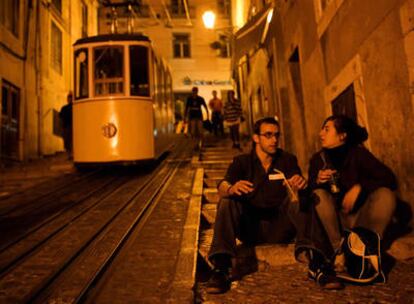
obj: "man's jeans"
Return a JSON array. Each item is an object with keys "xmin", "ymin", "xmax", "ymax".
[
  {"xmin": 208, "ymin": 198, "xmax": 304, "ymax": 261},
  {"xmin": 313, "ymin": 187, "xmax": 396, "ymax": 252},
  {"xmin": 189, "ymin": 119, "xmax": 203, "ymax": 139}
]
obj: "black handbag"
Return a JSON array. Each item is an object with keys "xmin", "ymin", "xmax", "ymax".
[
  {"xmin": 202, "ymin": 120, "xmax": 213, "ymax": 132},
  {"xmin": 337, "ymin": 227, "xmax": 386, "ymax": 284}
]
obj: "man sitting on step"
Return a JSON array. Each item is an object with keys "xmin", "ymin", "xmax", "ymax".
[{"xmin": 206, "ymin": 116, "xmax": 343, "ymax": 293}]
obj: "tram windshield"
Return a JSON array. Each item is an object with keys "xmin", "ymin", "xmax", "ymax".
[
  {"xmin": 94, "ymin": 46, "xmax": 124, "ymax": 96},
  {"xmin": 74, "ymin": 49, "xmax": 88, "ymax": 100},
  {"xmin": 129, "ymin": 46, "xmax": 150, "ymax": 97}
]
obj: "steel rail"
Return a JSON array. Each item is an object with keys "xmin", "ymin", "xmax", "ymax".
[
  {"xmin": 0, "ymin": 161, "xmax": 170, "ymax": 303},
  {"xmin": 68, "ymin": 162, "xmax": 180, "ymax": 304},
  {"xmin": 0, "ymin": 175, "xmax": 127, "ymax": 274},
  {"xmin": 0, "ymin": 169, "xmax": 101, "ymax": 217},
  {"xmin": 33, "ymin": 142, "xmax": 188, "ymax": 303},
  {"xmin": 0, "ymin": 172, "xmax": 116, "ymax": 252}
]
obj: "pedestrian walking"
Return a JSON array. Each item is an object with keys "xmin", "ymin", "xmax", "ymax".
[
  {"xmin": 60, "ymin": 91, "xmax": 73, "ymax": 159},
  {"xmin": 184, "ymin": 87, "xmax": 209, "ymax": 150},
  {"xmin": 224, "ymin": 90, "xmax": 242, "ymax": 149},
  {"xmin": 208, "ymin": 90, "xmax": 224, "ymax": 137}
]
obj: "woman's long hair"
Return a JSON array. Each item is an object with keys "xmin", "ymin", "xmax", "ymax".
[{"xmin": 323, "ymin": 115, "xmax": 368, "ymax": 146}]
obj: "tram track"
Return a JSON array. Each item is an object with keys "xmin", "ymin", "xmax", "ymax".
[
  {"xmin": 0, "ymin": 174, "xmax": 128, "ymax": 274},
  {"xmin": 35, "ymin": 161, "xmax": 182, "ymax": 304},
  {"xmin": 0, "ymin": 141, "xmax": 191, "ymax": 303},
  {"xmin": 0, "ymin": 170, "xmax": 101, "ymax": 218},
  {"xmin": 0, "ymin": 171, "xmax": 119, "ymax": 252}
]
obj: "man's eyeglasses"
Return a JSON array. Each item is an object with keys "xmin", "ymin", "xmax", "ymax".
[{"xmin": 259, "ymin": 132, "xmax": 280, "ymax": 139}]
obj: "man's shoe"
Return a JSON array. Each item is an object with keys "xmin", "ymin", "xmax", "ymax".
[
  {"xmin": 206, "ymin": 269, "xmax": 231, "ymax": 294},
  {"xmin": 334, "ymin": 252, "xmax": 346, "ymax": 273},
  {"xmin": 308, "ymin": 268, "xmax": 344, "ymax": 290}
]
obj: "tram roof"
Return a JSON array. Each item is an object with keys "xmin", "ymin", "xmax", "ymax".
[{"xmin": 74, "ymin": 34, "xmax": 150, "ymax": 46}]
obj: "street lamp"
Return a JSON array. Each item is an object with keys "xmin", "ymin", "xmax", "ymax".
[
  {"xmin": 202, "ymin": 10, "xmax": 235, "ymax": 58},
  {"xmin": 202, "ymin": 10, "xmax": 216, "ymax": 29}
]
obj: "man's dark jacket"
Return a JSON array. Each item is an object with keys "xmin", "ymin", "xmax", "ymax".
[{"xmin": 218, "ymin": 148, "xmax": 302, "ymax": 208}]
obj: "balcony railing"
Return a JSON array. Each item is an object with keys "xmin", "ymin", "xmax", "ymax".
[
  {"xmin": 168, "ymin": 5, "xmax": 195, "ymax": 19},
  {"xmin": 99, "ymin": 5, "xmax": 151, "ymax": 19}
]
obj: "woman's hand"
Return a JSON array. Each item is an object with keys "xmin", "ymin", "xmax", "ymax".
[
  {"xmin": 317, "ymin": 169, "xmax": 337, "ymax": 184},
  {"xmin": 342, "ymin": 184, "xmax": 361, "ymax": 214},
  {"xmin": 228, "ymin": 180, "xmax": 254, "ymax": 196},
  {"xmin": 287, "ymin": 174, "xmax": 307, "ymax": 191}
]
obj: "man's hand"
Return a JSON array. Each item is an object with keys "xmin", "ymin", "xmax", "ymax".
[
  {"xmin": 342, "ymin": 184, "xmax": 361, "ymax": 214},
  {"xmin": 286, "ymin": 174, "xmax": 307, "ymax": 191},
  {"xmin": 317, "ymin": 169, "xmax": 337, "ymax": 184},
  {"xmin": 228, "ymin": 180, "xmax": 254, "ymax": 196}
]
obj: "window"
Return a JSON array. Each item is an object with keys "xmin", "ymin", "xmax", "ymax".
[
  {"xmin": 219, "ymin": 35, "xmax": 231, "ymax": 58},
  {"xmin": 75, "ymin": 49, "xmax": 89, "ymax": 99},
  {"xmin": 51, "ymin": 22, "xmax": 63, "ymax": 74},
  {"xmin": 319, "ymin": 0, "xmax": 333, "ymax": 12},
  {"xmin": 130, "ymin": 46, "xmax": 150, "ymax": 97},
  {"xmin": 94, "ymin": 46, "xmax": 124, "ymax": 96},
  {"xmin": 331, "ymin": 84, "xmax": 357, "ymax": 120},
  {"xmin": 81, "ymin": 1, "xmax": 88, "ymax": 38},
  {"xmin": 51, "ymin": 0, "xmax": 62, "ymax": 14},
  {"xmin": 218, "ymin": 0, "xmax": 231, "ymax": 17},
  {"xmin": 0, "ymin": 0, "xmax": 20, "ymax": 37},
  {"xmin": 171, "ymin": 0, "xmax": 186, "ymax": 17},
  {"xmin": 313, "ymin": 0, "xmax": 344, "ymax": 37},
  {"xmin": 173, "ymin": 33, "xmax": 190, "ymax": 58}
]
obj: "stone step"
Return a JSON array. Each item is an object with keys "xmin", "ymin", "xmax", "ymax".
[
  {"xmin": 201, "ymin": 204, "xmax": 217, "ymax": 225},
  {"xmin": 387, "ymin": 234, "xmax": 414, "ymax": 260},
  {"xmin": 203, "ymin": 191, "xmax": 220, "ymax": 204},
  {"xmin": 203, "ymin": 188, "xmax": 218, "ymax": 193},
  {"xmin": 199, "ymin": 229, "xmax": 214, "ymax": 268},
  {"xmin": 204, "ymin": 178, "xmax": 220, "ymax": 188},
  {"xmin": 201, "ymin": 149, "xmax": 240, "ymax": 156},
  {"xmin": 198, "ymin": 229, "xmax": 297, "ymax": 269},
  {"xmin": 197, "ymin": 161, "xmax": 232, "ymax": 168},
  {"xmin": 204, "ymin": 169, "xmax": 226, "ymax": 179},
  {"xmin": 200, "ymin": 155, "xmax": 235, "ymax": 161}
]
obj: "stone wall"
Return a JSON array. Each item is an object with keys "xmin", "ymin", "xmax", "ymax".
[{"xmin": 235, "ymin": 0, "xmax": 414, "ymax": 219}]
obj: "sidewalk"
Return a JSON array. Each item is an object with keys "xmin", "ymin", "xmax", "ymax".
[
  {"xmin": 0, "ymin": 152, "xmax": 75, "ymax": 199},
  {"xmin": 193, "ymin": 135, "xmax": 414, "ymax": 303}
]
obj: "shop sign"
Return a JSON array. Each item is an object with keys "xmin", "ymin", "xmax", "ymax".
[{"xmin": 182, "ymin": 76, "xmax": 231, "ymax": 86}]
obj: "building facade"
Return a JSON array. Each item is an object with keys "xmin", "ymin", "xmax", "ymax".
[
  {"xmin": 0, "ymin": 0, "xmax": 98, "ymax": 161},
  {"xmin": 98, "ymin": 0, "xmax": 235, "ymax": 117},
  {"xmin": 233, "ymin": 0, "xmax": 414, "ymax": 220}
]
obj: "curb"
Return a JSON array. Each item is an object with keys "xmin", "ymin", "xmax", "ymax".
[{"xmin": 168, "ymin": 168, "xmax": 204, "ymax": 303}]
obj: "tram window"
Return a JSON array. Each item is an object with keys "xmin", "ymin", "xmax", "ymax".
[
  {"xmin": 94, "ymin": 46, "xmax": 124, "ymax": 96},
  {"xmin": 75, "ymin": 49, "xmax": 89, "ymax": 99},
  {"xmin": 129, "ymin": 46, "xmax": 149, "ymax": 97}
]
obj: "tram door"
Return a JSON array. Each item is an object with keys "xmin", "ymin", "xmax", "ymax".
[{"xmin": 1, "ymin": 81, "xmax": 20, "ymax": 160}]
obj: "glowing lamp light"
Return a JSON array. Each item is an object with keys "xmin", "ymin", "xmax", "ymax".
[
  {"xmin": 267, "ymin": 8, "xmax": 274, "ymax": 24},
  {"xmin": 202, "ymin": 11, "xmax": 216, "ymax": 29}
]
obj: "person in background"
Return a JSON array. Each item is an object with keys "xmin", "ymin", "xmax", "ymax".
[
  {"xmin": 308, "ymin": 115, "xmax": 396, "ymax": 282},
  {"xmin": 224, "ymin": 90, "xmax": 242, "ymax": 149},
  {"xmin": 209, "ymin": 90, "xmax": 224, "ymax": 137},
  {"xmin": 184, "ymin": 87, "xmax": 209, "ymax": 149},
  {"xmin": 60, "ymin": 91, "xmax": 73, "ymax": 159}
]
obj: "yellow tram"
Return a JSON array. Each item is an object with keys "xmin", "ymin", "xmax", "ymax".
[{"xmin": 73, "ymin": 34, "xmax": 174, "ymax": 164}]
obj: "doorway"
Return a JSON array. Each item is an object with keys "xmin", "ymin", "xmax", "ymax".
[{"xmin": 1, "ymin": 80, "xmax": 20, "ymax": 160}]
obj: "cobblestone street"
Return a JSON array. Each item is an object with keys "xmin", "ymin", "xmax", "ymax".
[{"xmin": 197, "ymin": 258, "xmax": 414, "ymax": 303}]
